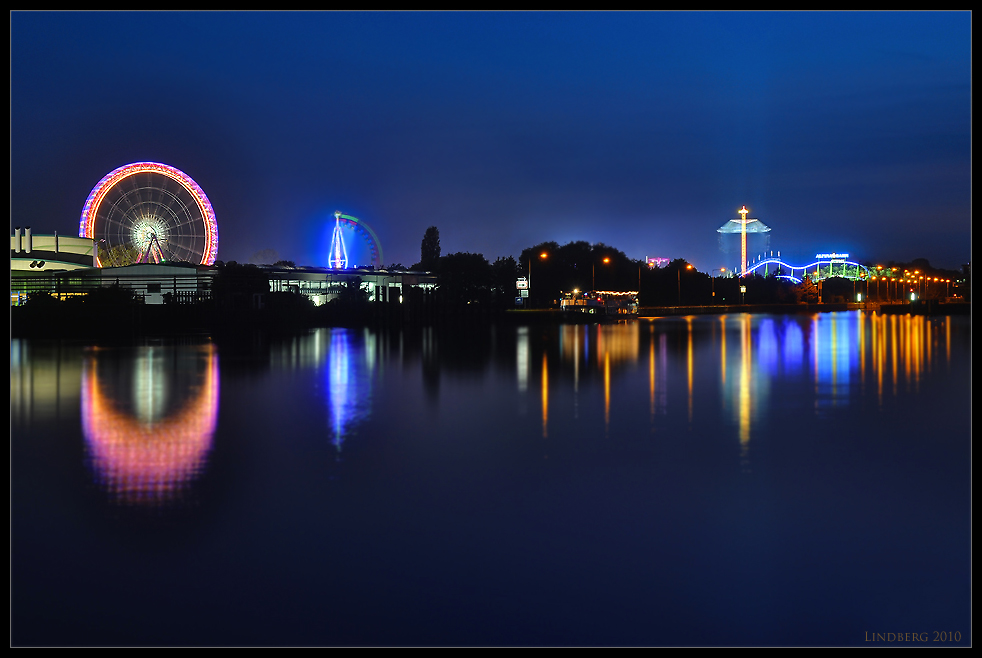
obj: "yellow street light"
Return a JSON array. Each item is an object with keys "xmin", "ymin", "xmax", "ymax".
[{"xmin": 593, "ymin": 257, "xmax": 610, "ymax": 290}]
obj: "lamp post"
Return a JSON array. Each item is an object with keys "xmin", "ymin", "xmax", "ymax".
[
  {"xmin": 712, "ymin": 268, "xmax": 725, "ymax": 304},
  {"xmin": 593, "ymin": 256, "xmax": 610, "ymax": 291},
  {"xmin": 678, "ymin": 263, "xmax": 692, "ymax": 305},
  {"xmin": 527, "ymin": 251, "xmax": 547, "ymax": 308}
]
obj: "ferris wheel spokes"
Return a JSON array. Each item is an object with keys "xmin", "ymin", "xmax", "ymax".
[{"xmin": 80, "ymin": 162, "xmax": 219, "ymax": 267}]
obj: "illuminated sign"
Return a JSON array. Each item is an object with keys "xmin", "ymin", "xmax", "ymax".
[
  {"xmin": 516, "ymin": 278, "xmax": 528, "ymax": 290},
  {"xmin": 816, "ymin": 252, "xmax": 849, "ymax": 260}
]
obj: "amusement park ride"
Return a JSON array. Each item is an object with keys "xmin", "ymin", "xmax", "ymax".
[
  {"xmin": 717, "ymin": 205, "xmax": 771, "ymax": 277},
  {"xmin": 73, "ymin": 166, "xmax": 873, "ymax": 286},
  {"xmin": 77, "ymin": 161, "xmax": 384, "ymax": 271},
  {"xmin": 327, "ymin": 210, "xmax": 384, "ymax": 270},
  {"xmin": 721, "ymin": 206, "xmax": 871, "ymax": 283},
  {"xmin": 79, "ymin": 162, "xmax": 219, "ymax": 267}
]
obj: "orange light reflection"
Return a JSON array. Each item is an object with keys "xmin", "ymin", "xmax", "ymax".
[{"xmin": 81, "ymin": 345, "xmax": 219, "ymax": 505}]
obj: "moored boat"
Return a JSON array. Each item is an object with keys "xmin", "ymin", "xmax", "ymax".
[{"xmin": 560, "ymin": 289, "xmax": 638, "ymax": 317}]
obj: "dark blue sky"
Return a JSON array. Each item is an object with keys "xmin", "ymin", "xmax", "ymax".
[{"xmin": 11, "ymin": 11, "xmax": 971, "ymax": 271}]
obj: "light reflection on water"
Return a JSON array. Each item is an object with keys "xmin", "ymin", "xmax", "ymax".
[
  {"xmin": 80, "ymin": 344, "xmax": 219, "ymax": 505},
  {"xmin": 9, "ymin": 311, "xmax": 970, "ymax": 646},
  {"xmin": 527, "ymin": 313, "xmax": 954, "ymax": 450},
  {"xmin": 14, "ymin": 313, "xmax": 950, "ymax": 500},
  {"xmin": 325, "ymin": 328, "xmax": 375, "ymax": 455}
]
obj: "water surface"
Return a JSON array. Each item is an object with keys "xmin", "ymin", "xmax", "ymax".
[{"xmin": 11, "ymin": 312, "xmax": 971, "ymax": 646}]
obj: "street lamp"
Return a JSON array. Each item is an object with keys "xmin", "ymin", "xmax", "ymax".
[
  {"xmin": 593, "ymin": 256, "xmax": 610, "ymax": 291},
  {"xmin": 678, "ymin": 263, "xmax": 692, "ymax": 305},
  {"xmin": 528, "ymin": 251, "xmax": 547, "ymax": 308}
]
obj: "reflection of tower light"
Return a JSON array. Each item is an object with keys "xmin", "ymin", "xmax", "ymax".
[
  {"xmin": 326, "ymin": 328, "xmax": 373, "ymax": 455},
  {"xmin": 81, "ymin": 346, "xmax": 219, "ymax": 505},
  {"xmin": 719, "ymin": 315, "xmax": 727, "ymax": 385},
  {"xmin": 739, "ymin": 315, "xmax": 752, "ymax": 460},
  {"xmin": 329, "ymin": 210, "xmax": 349, "ymax": 269}
]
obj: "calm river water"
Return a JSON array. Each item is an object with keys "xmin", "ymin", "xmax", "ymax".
[{"xmin": 11, "ymin": 312, "xmax": 971, "ymax": 646}]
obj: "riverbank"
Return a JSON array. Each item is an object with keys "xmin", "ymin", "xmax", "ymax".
[
  {"xmin": 11, "ymin": 298, "xmax": 970, "ymax": 339},
  {"xmin": 508, "ymin": 300, "xmax": 970, "ymax": 320}
]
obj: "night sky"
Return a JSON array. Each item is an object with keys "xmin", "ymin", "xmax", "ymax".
[{"xmin": 10, "ymin": 11, "xmax": 971, "ymax": 271}]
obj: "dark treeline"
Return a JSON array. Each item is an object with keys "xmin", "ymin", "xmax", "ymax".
[
  {"xmin": 410, "ymin": 226, "xmax": 522, "ymax": 310},
  {"xmin": 214, "ymin": 232, "xmax": 970, "ymax": 314},
  {"xmin": 12, "ymin": 229, "xmax": 971, "ymax": 339},
  {"xmin": 407, "ymin": 235, "xmax": 797, "ymax": 309},
  {"xmin": 434, "ymin": 234, "xmax": 970, "ymax": 309},
  {"xmin": 516, "ymin": 240, "xmax": 808, "ymax": 307}
]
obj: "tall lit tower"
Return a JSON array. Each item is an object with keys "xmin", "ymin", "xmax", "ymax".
[
  {"xmin": 738, "ymin": 205, "xmax": 749, "ymax": 276},
  {"xmin": 717, "ymin": 206, "xmax": 770, "ymax": 276},
  {"xmin": 328, "ymin": 210, "xmax": 348, "ymax": 269}
]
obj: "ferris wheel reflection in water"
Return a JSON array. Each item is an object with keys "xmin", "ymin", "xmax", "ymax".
[
  {"xmin": 73, "ymin": 314, "xmax": 955, "ymax": 503},
  {"xmin": 80, "ymin": 344, "xmax": 220, "ymax": 506}
]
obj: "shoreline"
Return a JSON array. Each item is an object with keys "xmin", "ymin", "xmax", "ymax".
[
  {"xmin": 509, "ymin": 300, "xmax": 970, "ymax": 320},
  {"xmin": 11, "ymin": 299, "xmax": 969, "ymax": 340}
]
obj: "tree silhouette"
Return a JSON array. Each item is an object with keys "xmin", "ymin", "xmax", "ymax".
[
  {"xmin": 437, "ymin": 252, "xmax": 492, "ymax": 306},
  {"xmin": 420, "ymin": 226, "xmax": 441, "ymax": 270}
]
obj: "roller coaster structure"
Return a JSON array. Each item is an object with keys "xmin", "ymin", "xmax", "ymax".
[{"xmin": 741, "ymin": 255, "xmax": 870, "ymax": 283}]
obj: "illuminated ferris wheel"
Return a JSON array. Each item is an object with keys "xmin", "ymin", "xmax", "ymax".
[{"xmin": 79, "ymin": 162, "xmax": 219, "ymax": 267}]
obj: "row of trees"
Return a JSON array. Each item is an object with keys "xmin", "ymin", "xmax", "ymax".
[
  {"xmin": 410, "ymin": 226, "xmax": 522, "ymax": 308},
  {"xmin": 83, "ymin": 228, "xmax": 966, "ymax": 312},
  {"xmin": 409, "ymin": 229, "xmax": 739, "ymax": 308},
  {"xmin": 413, "ymin": 228, "xmax": 966, "ymax": 308}
]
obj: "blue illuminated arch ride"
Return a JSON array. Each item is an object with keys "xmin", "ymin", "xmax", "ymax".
[
  {"xmin": 329, "ymin": 212, "xmax": 384, "ymax": 269},
  {"xmin": 741, "ymin": 257, "xmax": 871, "ymax": 283}
]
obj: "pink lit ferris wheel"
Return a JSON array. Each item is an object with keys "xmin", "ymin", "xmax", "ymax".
[{"xmin": 79, "ymin": 162, "xmax": 219, "ymax": 267}]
